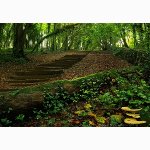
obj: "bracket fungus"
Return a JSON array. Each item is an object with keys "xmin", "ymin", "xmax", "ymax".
[
  {"xmin": 124, "ymin": 118, "xmax": 146, "ymax": 125},
  {"xmin": 126, "ymin": 113, "xmax": 140, "ymax": 119},
  {"xmin": 121, "ymin": 106, "xmax": 146, "ymax": 125},
  {"xmin": 121, "ymin": 107, "xmax": 142, "ymax": 112}
]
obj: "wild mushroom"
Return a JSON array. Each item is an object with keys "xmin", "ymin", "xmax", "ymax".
[
  {"xmin": 126, "ymin": 113, "xmax": 140, "ymax": 119},
  {"xmin": 124, "ymin": 118, "xmax": 146, "ymax": 124},
  {"xmin": 121, "ymin": 107, "xmax": 142, "ymax": 112}
]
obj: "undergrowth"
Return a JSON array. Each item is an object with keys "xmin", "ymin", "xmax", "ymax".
[
  {"xmin": 0, "ymin": 52, "xmax": 150, "ymax": 126},
  {"xmin": 0, "ymin": 54, "xmax": 28, "ymax": 64}
]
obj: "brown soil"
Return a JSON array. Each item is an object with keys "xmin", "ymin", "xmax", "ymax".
[
  {"xmin": 62, "ymin": 52, "xmax": 131, "ymax": 80},
  {"xmin": 0, "ymin": 51, "xmax": 131, "ymax": 91},
  {"xmin": 0, "ymin": 51, "xmax": 86, "ymax": 90}
]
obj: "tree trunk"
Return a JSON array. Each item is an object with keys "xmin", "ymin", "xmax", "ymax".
[
  {"xmin": 132, "ymin": 23, "xmax": 137, "ymax": 48},
  {"xmin": 119, "ymin": 24, "xmax": 129, "ymax": 48},
  {"xmin": 46, "ymin": 23, "xmax": 51, "ymax": 49},
  {"xmin": 68, "ymin": 33, "xmax": 75, "ymax": 50},
  {"xmin": 62, "ymin": 32, "xmax": 69, "ymax": 51},
  {"xmin": 0, "ymin": 23, "xmax": 6, "ymax": 49},
  {"xmin": 121, "ymin": 28, "xmax": 129, "ymax": 48},
  {"xmin": 138, "ymin": 23, "xmax": 143, "ymax": 45},
  {"xmin": 13, "ymin": 23, "xmax": 25, "ymax": 58},
  {"xmin": 51, "ymin": 24, "xmax": 57, "ymax": 51},
  {"xmin": 146, "ymin": 24, "xmax": 150, "ymax": 50}
]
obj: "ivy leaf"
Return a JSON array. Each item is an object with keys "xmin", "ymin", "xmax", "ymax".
[
  {"xmin": 74, "ymin": 110, "xmax": 85, "ymax": 115},
  {"xmin": 88, "ymin": 111, "xmax": 97, "ymax": 118},
  {"xmin": 89, "ymin": 121, "xmax": 95, "ymax": 126},
  {"xmin": 95, "ymin": 117, "xmax": 106, "ymax": 124},
  {"xmin": 84, "ymin": 103, "xmax": 92, "ymax": 109}
]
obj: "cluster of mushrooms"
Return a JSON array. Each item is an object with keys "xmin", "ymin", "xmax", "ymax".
[{"xmin": 121, "ymin": 107, "xmax": 146, "ymax": 125}]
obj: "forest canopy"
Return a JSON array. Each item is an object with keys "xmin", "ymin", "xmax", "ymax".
[{"xmin": 0, "ymin": 23, "xmax": 150, "ymax": 58}]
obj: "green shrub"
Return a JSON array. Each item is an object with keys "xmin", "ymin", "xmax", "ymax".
[
  {"xmin": 110, "ymin": 115, "xmax": 123, "ymax": 126},
  {"xmin": 140, "ymin": 106, "xmax": 150, "ymax": 125},
  {"xmin": 98, "ymin": 78, "xmax": 150, "ymax": 108},
  {"xmin": 16, "ymin": 114, "xmax": 25, "ymax": 122},
  {"xmin": 112, "ymin": 47, "xmax": 150, "ymax": 66}
]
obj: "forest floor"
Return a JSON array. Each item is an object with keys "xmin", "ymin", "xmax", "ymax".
[
  {"xmin": 1, "ymin": 51, "xmax": 149, "ymax": 127},
  {"xmin": 0, "ymin": 51, "xmax": 131, "ymax": 91}
]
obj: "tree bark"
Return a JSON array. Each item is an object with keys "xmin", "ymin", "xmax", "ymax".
[
  {"xmin": 138, "ymin": 23, "xmax": 143, "ymax": 44},
  {"xmin": 0, "ymin": 23, "xmax": 6, "ymax": 49},
  {"xmin": 51, "ymin": 24, "xmax": 57, "ymax": 51},
  {"xmin": 132, "ymin": 23, "xmax": 137, "ymax": 48},
  {"xmin": 118, "ymin": 24, "xmax": 129, "ymax": 48},
  {"xmin": 13, "ymin": 23, "xmax": 25, "ymax": 58},
  {"xmin": 146, "ymin": 24, "xmax": 150, "ymax": 50},
  {"xmin": 46, "ymin": 23, "xmax": 51, "ymax": 48},
  {"xmin": 121, "ymin": 28, "xmax": 129, "ymax": 48},
  {"xmin": 62, "ymin": 32, "xmax": 69, "ymax": 50}
]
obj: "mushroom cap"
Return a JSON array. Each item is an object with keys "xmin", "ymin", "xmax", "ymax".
[
  {"xmin": 124, "ymin": 118, "xmax": 146, "ymax": 124},
  {"xmin": 121, "ymin": 107, "xmax": 142, "ymax": 112},
  {"xmin": 126, "ymin": 113, "xmax": 140, "ymax": 118}
]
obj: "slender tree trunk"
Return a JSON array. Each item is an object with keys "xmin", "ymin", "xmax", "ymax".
[
  {"xmin": 146, "ymin": 24, "xmax": 150, "ymax": 50},
  {"xmin": 0, "ymin": 23, "xmax": 6, "ymax": 49},
  {"xmin": 57, "ymin": 35, "xmax": 61, "ymax": 50},
  {"xmin": 13, "ymin": 23, "xmax": 25, "ymax": 58},
  {"xmin": 132, "ymin": 23, "xmax": 137, "ymax": 48},
  {"xmin": 4, "ymin": 24, "xmax": 13, "ymax": 49},
  {"xmin": 103, "ymin": 39, "xmax": 108, "ymax": 50},
  {"xmin": 74, "ymin": 38, "xmax": 81, "ymax": 50},
  {"xmin": 46, "ymin": 23, "xmax": 51, "ymax": 49},
  {"xmin": 138, "ymin": 23, "xmax": 143, "ymax": 44},
  {"xmin": 118, "ymin": 24, "xmax": 129, "ymax": 48},
  {"xmin": 121, "ymin": 28, "xmax": 129, "ymax": 48},
  {"xmin": 62, "ymin": 32, "xmax": 68, "ymax": 50},
  {"xmin": 51, "ymin": 24, "xmax": 56, "ymax": 51},
  {"xmin": 68, "ymin": 33, "xmax": 75, "ymax": 50}
]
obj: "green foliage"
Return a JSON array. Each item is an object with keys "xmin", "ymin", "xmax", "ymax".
[
  {"xmin": 113, "ymin": 47, "xmax": 150, "ymax": 66},
  {"xmin": 10, "ymin": 90, "xmax": 20, "ymax": 96},
  {"xmin": 43, "ymin": 87, "xmax": 68, "ymax": 114},
  {"xmin": 82, "ymin": 121, "xmax": 91, "ymax": 127},
  {"xmin": 1, "ymin": 23, "xmax": 150, "ymax": 55},
  {"xmin": 99, "ymin": 92, "xmax": 114, "ymax": 106},
  {"xmin": 110, "ymin": 115, "xmax": 123, "ymax": 126},
  {"xmin": 99, "ymin": 78, "xmax": 150, "ymax": 108},
  {"xmin": 33, "ymin": 110, "xmax": 45, "ymax": 120},
  {"xmin": 47, "ymin": 118, "xmax": 56, "ymax": 126},
  {"xmin": 0, "ymin": 53, "xmax": 28, "ymax": 64},
  {"xmin": 1, "ymin": 107, "xmax": 13, "ymax": 114},
  {"xmin": 0, "ymin": 107, "xmax": 13, "ymax": 126},
  {"xmin": 96, "ymin": 117, "xmax": 106, "ymax": 124},
  {"xmin": 43, "ymin": 65, "xmax": 149, "ymax": 118},
  {"xmin": 79, "ymin": 78, "xmax": 100, "ymax": 100},
  {"xmin": 16, "ymin": 114, "xmax": 25, "ymax": 122},
  {"xmin": 78, "ymin": 111, "xmax": 88, "ymax": 117},
  {"xmin": 140, "ymin": 106, "xmax": 150, "ymax": 125},
  {"xmin": 0, "ymin": 118, "xmax": 12, "ymax": 126}
]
